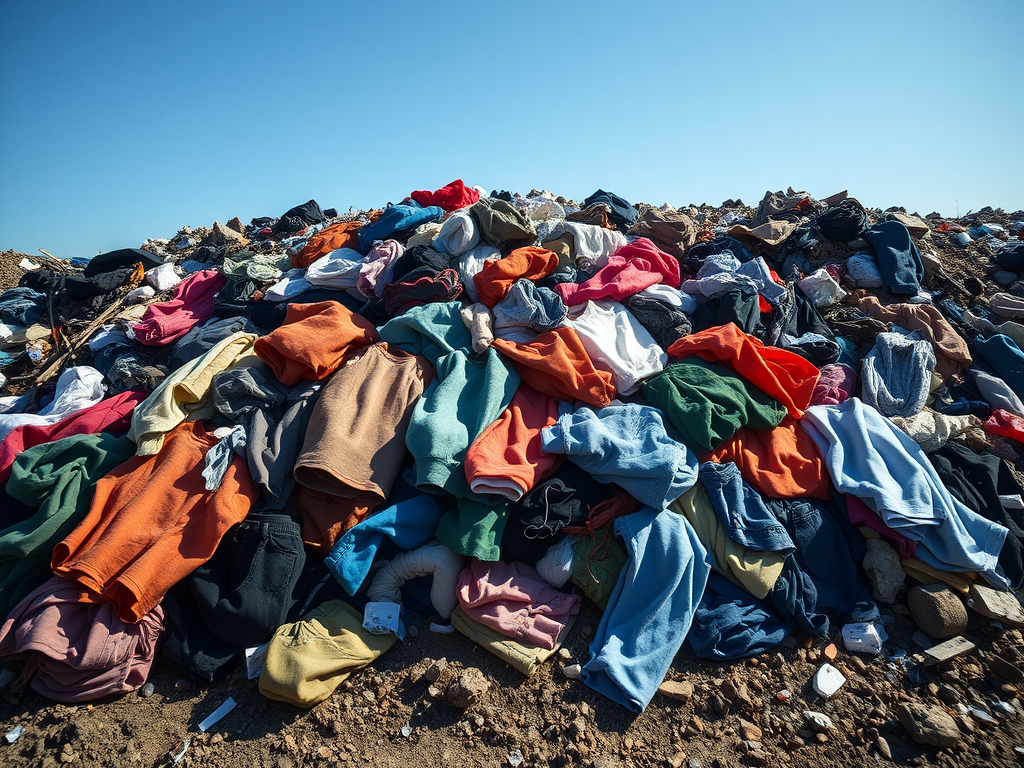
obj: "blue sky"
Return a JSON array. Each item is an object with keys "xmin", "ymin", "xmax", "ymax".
[{"xmin": 1, "ymin": 0, "xmax": 1022, "ymax": 259}]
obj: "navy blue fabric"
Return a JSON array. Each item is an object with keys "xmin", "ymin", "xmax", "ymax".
[
  {"xmin": 698, "ymin": 462, "xmax": 795, "ymax": 553},
  {"xmin": 0, "ymin": 287, "xmax": 46, "ymax": 327},
  {"xmin": 864, "ymin": 220, "xmax": 924, "ymax": 295},
  {"xmin": 997, "ymin": 244, "xmax": 1024, "ymax": 273},
  {"xmin": 688, "ymin": 572, "xmax": 791, "ymax": 660},
  {"xmin": 582, "ymin": 189, "xmax": 638, "ymax": 231},
  {"xmin": 975, "ymin": 334, "xmax": 1024, "ymax": 402}
]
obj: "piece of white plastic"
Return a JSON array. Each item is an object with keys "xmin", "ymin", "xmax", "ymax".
[
  {"xmin": 244, "ymin": 643, "xmax": 269, "ymax": 680},
  {"xmin": 197, "ymin": 698, "xmax": 236, "ymax": 732},
  {"xmin": 4, "ymin": 725, "xmax": 24, "ymax": 744},
  {"xmin": 146, "ymin": 262, "xmax": 182, "ymax": 291},
  {"xmin": 127, "ymin": 285, "xmax": 156, "ymax": 304},
  {"xmin": 842, "ymin": 621, "xmax": 889, "ymax": 655},
  {"xmin": 363, "ymin": 601, "xmax": 406, "ymax": 640},
  {"xmin": 812, "ymin": 663, "xmax": 847, "ymax": 698},
  {"xmin": 19, "ymin": 258, "xmax": 40, "ymax": 271}
]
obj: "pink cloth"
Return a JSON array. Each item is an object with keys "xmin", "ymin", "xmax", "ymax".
[
  {"xmin": 810, "ymin": 363, "xmax": 859, "ymax": 406},
  {"xmin": 0, "ymin": 576, "xmax": 163, "ymax": 703},
  {"xmin": 132, "ymin": 269, "xmax": 226, "ymax": 346},
  {"xmin": 555, "ymin": 238, "xmax": 681, "ymax": 306},
  {"xmin": 0, "ymin": 391, "xmax": 145, "ymax": 483},
  {"xmin": 456, "ymin": 560, "xmax": 580, "ymax": 650},
  {"xmin": 357, "ymin": 239, "xmax": 404, "ymax": 298},
  {"xmin": 846, "ymin": 495, "xmax": 917, "ymax": 560}
]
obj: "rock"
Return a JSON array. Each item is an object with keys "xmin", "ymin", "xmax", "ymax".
[
  {"xmin": 913, "ymin": 631, "xmax": 932, "ymax": 648},
  {"xmin": 823, "ymin": 643, "xmax": 837, "ymax": 661},
  {"xmin": 995, "ymin": 270, "xmax": 1019, "ymax": 286},
  {"xmin": 803, "ymin": 712, "xmax": 834, "ymax": 733},
  {"xmin": 739, "ymin": 720, "xmax": 762, "ymax": 741},
  {"xmin": 721, "ymin": 679, "xmax": 753, "ymax": 712},
  {"xmin": 877, "ymin": 736, "xmax": 892, "ymax": 760},
  {"xmin": 226, "ymin": 217, "xmax": 245, "ymax": 235},
  {"xmin": 850, "ymin": 656, "xmax": 867, "ymax": 674},
  {"xmin": 139, "ymin": 683, "xmax": 155, "ymax": 698},
  {"xmin": 990, "ymin": 654, "xmax": 1024, "ymax": 684},
  {"xmin": 446, "ymin": 668, "xmax": 489, "ymax": 708},
  {"xmin": 422, "ymin": 657, "xmax": 447, "ymax": 684},
  {"xmin": 863, "ymin": 539, "xmax": 904, "ymax": 604},
  {"xmin": 658, "ymin": 680, "xmax": 694, "ymax": 703},
  {"xmin": 908, "ymin": 584, "xmax": 968, "ymax": 639},
  {"xmin": 562, "ymin": 664, "xmax": 582, "ymax": 680},
  {"xmin": 558, "ymin": 648, "xmax": 572, "ymax": 660},
  {"xmin": 211, "ymin": 221, "xmax": 246, "ymax": 245},
  {"xmin": 969, "ymin": 584, "xmax": 1024, "ymax": 627},
  {"xmin": 276, "ymin": 758, "xmax": 295, "ymax": 768},
  {"xmin": 666, "ymin": 752, "xmax": 686, "ymax": 768},
  {"xmin": 745, "ymin": 751, "xmax": 767, "ymax": 766},
  {"xmin": 922, "ymin": 636, "xmax": 976, "ymax": 665},
  {"xmin": 897, "ymin": 702, "xmax": 962, "ymax": 748},
  {"xmin": 686, "ymin": 716, "xmax": 706, "ymax": 737},
  {"xmin": 710, "ymin": 693, "xmax": 730, "ymax": 716},
  {"xmin": 937, "ymin": 685, "xmax": 960, "ymax": 706}
]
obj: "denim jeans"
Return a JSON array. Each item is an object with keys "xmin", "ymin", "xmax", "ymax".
[{"xmin": 698, "ymin": 462, "xmax": 795, "ymax": 553}]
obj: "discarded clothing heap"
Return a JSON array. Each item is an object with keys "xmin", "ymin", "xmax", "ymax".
[{"xmin": 0, "ymin": 181, "xmax": 1021, "ymax": 717}]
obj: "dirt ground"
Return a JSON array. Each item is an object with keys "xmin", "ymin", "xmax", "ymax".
[{"xmin": 2, "ymin": 202, "xmax": 1024, "ymax": 768}]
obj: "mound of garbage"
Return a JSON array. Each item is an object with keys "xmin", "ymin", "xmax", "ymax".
[{"xmin": 1, "ymin": 182, "xmax": 1024, "ymax": 767}]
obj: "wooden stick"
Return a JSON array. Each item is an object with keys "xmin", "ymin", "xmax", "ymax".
[{"xmin": 29, "ymin": 294, "xmax": 131, "ymax": 385}]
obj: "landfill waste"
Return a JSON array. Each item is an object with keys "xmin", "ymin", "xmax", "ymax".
[{"xmin": 0, "ymin": 187, "xmax": 1024, "ymax": 767}]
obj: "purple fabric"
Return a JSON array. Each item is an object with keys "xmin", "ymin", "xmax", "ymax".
[
  {"xmin": 810, "ymin": 363, "xmax": 859, "ymax": 406},
  {"xmin": 0, "ymin": 576, "xmax": 163, "ymax": 702},
  {"xmin": 132, "ymin": 269, "xmax": 226, "ymax": 346}
]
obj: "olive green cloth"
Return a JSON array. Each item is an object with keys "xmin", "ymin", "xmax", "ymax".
[
  {"xmin": 451, "ymin": 605, "xmax": 573, "ymax": 676},
  {"xmin": 570, "ymin": 526, "xmax": 628, "ymax": 610},
  {"xmin": 469, "ymin": 199, "xmax": 536, "ymax": 251}
]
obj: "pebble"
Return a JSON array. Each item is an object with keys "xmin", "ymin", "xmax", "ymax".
[
  {"xmin": 686, "ymin": 760, "xmax": 702, "ymax": 768},
  {"xmin": 666, "ymin": 753, "xmax": 686, "ymax": 768},
  {"xmin": 658, "ymin": 680, "xmax": 694, "ymax": 703},
  {"xmin": 937, "ymin": 684, "xmax": 960, "ymax": 706},
  {"xmin": 897, "ymin": 702, "xmax": 962, "ymax": 747},
  {"xmin": 562, "ymin": 664, "xmax": 581, "ymax": 680},
  {"xmin": 803, "ymin": 711, "xmax": 834, "ymax": 732},
  {"xmin": 739, "ymin": 720, "xmax": 762, "ymax": 741},
  {"xmin": 823, "ymin": 643, "xmax": 838, "ymax": 661},
  {"xmin": 139, "ymin": 683, "xmax": 155, "ymax": 698},
  {"xmin": 877, "ymin": 736, "xmax": 892, "ymax": 760},
  {"xmin": 558, "ymin": 648, "xmax": 572, "ymax": 660}
]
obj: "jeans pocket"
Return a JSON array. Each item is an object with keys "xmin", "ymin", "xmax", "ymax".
[{"xmin": 234, "ymin": 531, "xmax": 301, "ymax": 599}]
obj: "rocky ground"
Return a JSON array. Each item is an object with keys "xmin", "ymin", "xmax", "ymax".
[{"xmin": 2, "ymin": 201, "xmax": 1024, "ymax": 768}]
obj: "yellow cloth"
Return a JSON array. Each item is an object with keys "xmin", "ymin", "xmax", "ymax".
[
  {"xmin": 259, "ymin": 600, "xmax": 396, "ymax": 707},
  {"xmin": 451, "ymin": 605, "xmax": 572, "ymax": 676},
  {"xmin": 670, "ymin": 482, "xmax": 785, "ymax": 599},
  {"xmin": 129, "ymin": 332, "xmax": 260, "ymax": 455}
]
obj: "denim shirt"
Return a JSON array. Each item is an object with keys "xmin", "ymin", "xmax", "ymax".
[{"xmin": 698, "ymin": 462, "xmax": 796, "ymax": 554}]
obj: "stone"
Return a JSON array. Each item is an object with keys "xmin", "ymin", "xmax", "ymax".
[
  {"xmin": 446, "ymin": 668, "xmax": 490, "ymax": 708},
  {"xmin": 802, "ymin": 712, "xmax": 834, "ymax": 733},
  {"xmin": 897, "ymin": 702, "xmax": 962, "ymax": 748},
  {"xmin": 667, "ymin": 753, "xmax": 686, "ymax": 768},
  {"xmin": 850, "ymin": 656, "xmax": 867, "ymax": 674},
  {"xmin": 721, "ymin": 679, "xmax": 753, "ymax": 712},
  {"xmin": 422, "ymin": 657, "xmax": 447, "ymax": 684},
  {"xmin": 913, "ymin": 632, "xmax": 932, "ymax": 649},
  {"xmin": 558, "ymin": 648, "xmax": 572, "ymax": 660},
  {"xmin": 995, "ymin": 270, "xmax": 1018, "ymax": 286},
  {"xmin": 211, "ymin": 221, "xmax": 246, "ymax": 246},
  {"xmin": 876, "ymin": 736, "xmax": 892, "ymax": 760},
  {"xmin": 823, "ymin": 643, "xmax": 838, "ymax": 661},
  {"xmin": 658, "ymin": 681, "xmax": 694, "ymax": 703},
  {"xmin": 990, "ymin": 654, "xmax": 1024, "ymax": 684},
  {"xmin": 922, "ymin": 636, "xmax": 976, "ymax": 665},
  {"xmin": 562, "ymin": 664, "xmax": 582, "ymax": 680},
  {"xmin": 226, "ymin": 217, "xmax": 245, "ymax": 234},
  {"xmin": 738, "ymin": 720, "xmax": 762, "ymax": 741},
  {"xmin": 969, "ymin": 584, "xmax": 1024, "ymax": 627},
  {"xmin": 139, "ymin": 683, "xmax": 155, "ymax": 698},
  {"xmin": 908, "ymin": 584, "xmax": 968, "ymax": 639},
  {"xmin": 863, "ymin": 539, "xmax": 904, "ymax": 604}
]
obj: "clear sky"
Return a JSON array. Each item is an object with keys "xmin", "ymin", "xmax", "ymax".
[{"xmin": 1, "ymin": 0, "xmax": 1022, "ymax": 259}]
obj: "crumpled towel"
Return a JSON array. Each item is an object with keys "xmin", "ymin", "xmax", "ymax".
[
  {"xmin": 432, "ymin": 209, "xmax": 480, "ymax": 256},
  {"xmin": 861, "ymin": 332, "xmax": 936, "ymax": 418},
  {"xmin": 365, "ymin": 541, "xmax": 464, "ymax": 619}
]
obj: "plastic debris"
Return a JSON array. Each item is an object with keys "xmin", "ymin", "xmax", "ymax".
[
  {"xmin": 18, "ymin": 258, "xmax": 40, "ymax": 271},
  {"xmin": 245, "ymin": 642, "xmax": 270, "ymax": 680},
  {"xmin": 4, "ymin": 725, "xmax": 25, "ymax": 744},
  {"xmin": 812, "ymin": 663, "xmax": 846, "ymax": 698},
  {"xmin": 842, "ymin": 621, "xmax": 888, "ymax": 655},
  {"xmin": 363, "ymin": 601, "xmax": 406, "ymax": 640},
  {"xmin": 400, "ymin": 723, "xmax": 412, "ymax": 738},
  {"xmin": 198, "ymin": 698, "xmax": 237, "ymax": 732},
  {"xmin": 139, "ymin": 682, "xmax": 155, "ymax": 698},
  {"xmin": 508, "ymin": 748, "xmax": 524, "ymax": 766},
  {"xmin": 562, "ymin": 663, "xmax": 581, "ymax": 680},
  {"xmin": 776, "ymin": 689, "xmax": 792, "ymax": 702}
]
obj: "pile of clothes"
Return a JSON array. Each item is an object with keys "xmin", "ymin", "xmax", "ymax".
[{"xmin": 0, "ymin": 181, "xmax": 1023, "ymax": 715}]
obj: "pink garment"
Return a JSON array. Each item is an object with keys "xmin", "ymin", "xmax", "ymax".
[
  {"xmin": 132, "ymin": 269, "xmax": 226, "ymax": 346},
  {"xmin": 846, "ymin": 496, "xmax": 917, "ymax": 560},
  {"xmin": 0, "ymin": 390, "xmax": 144, "ymax": 483},
  {"xmin": 0, "ymin": 576, "xmax": 163, "ymax": 703},
  {"xmin": 555, "ymin": 238, "xmax": 681, "ymax": 306},
  {"xmin": 810, "ymin": 363, "xmax": 859, "ymax": 406},
  {"xmin": 357, "ymin": 239, "xmax": 404, "ymax": 298},
  {"xmin": 456, "ymin": 560, "xmax": 581, "ymax": 650}
]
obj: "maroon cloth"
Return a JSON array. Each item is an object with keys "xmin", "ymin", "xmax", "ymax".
[
  {"xmin": 555, "ymin": 237, "xmax": 681, "ymax": 306},
  {"xmin": 0, "ymin": 391, "xmax": 145, "ymax": 484},
  {"xmin": 810, "ymin": 364, "xmax": 859, "ymax": 406},
  {"xmin": 132, "ymin": 269, "xmax": 226, "ymax": 346},
  {"xmin": 0, "ymin": 576, "xmax": 163, "ymax": 703},
  {"xmin": 383, "ymin": 268, "xmax": 462, "ymax": 316},
  {"xmin": 845, "ymin": 495, "xmax": 917, "ymax": 560},
  {"xmin": 409, "ymin": 179, "xmax": 480, "ymax": 212}
]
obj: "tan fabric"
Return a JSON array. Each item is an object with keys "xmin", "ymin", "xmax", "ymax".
[
  {"xmin": 259, "ymin": 600, "xmax": 395, "ymax": 707},
  {"xmin": 669, "ymin": 483, "xmax": 785, "ymax": 600},
  {"xmin": 728, "ymin": 219, "xmax": 800, "ymax": 246},
  {"xmin": 628, "ymin": 207, "xmax": 697, "ymax": 258},
  {"xmin": 295, "ymin": 343, "xmax": 432, "ymax": 501},
  {"xmin": 451, "ymin": 605, "xmax": 571, "ymax": 676},
  {"xmin": 847, "ymin": 291, "xmax": 972, "ymax": 383},
  {"xmin": 889, "ymin": 409, "xmax": 978, "ymax": 453},
  {"xmin": 406, "ymin": 222, "xmax": 443, "ymax": 248}
]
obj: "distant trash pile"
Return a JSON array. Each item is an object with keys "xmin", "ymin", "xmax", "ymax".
[{"xmin": 1, "ymin": 180, "xmax": 1024, "ymax": 715}]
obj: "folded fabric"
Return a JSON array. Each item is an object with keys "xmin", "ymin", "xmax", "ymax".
[
  {"xmin": 814, "ymin": 201, "xmax": 867, "ymax": 242},
  {"xmin": 254, "ymin": 301, "xmax": 378, "ymax": 386},
  {"xmin": 540, "ymin": 403, "xmax": 698, "ymax": 510},
  {"xmin": 556, "ymin": 238, "xmax": 680, "ymax": 306},
  {"xmin": 291, "ymin": 220, "xmax": 362, "ymax": 269},
  {"xmin": 802, "ymin": 398, "xmax": 1008, "ymax": 585},
  {"xmin": 0, "ymin": 390, "xmax": 142, "ymax": 483},
  {"xmin": 259, "ymin": 599, "xmax": 396, "ymax": 708},
  {"xmin": 0, "ymin": 433, "xmax": 135, "ymax": 618},
  {"xmin": 456, "ymin": 559, "xmax": 581, "ymax": 650},
  {"xmin": 433, "ymin": 209, "xmax": 480, "ymax": 256},
  {"xmin": 991, "ymin": 292, "xmax": 1024, "ymax": 320},
  {"xmin": 707, "ymin": 416, "xmax": 831, "ymax": 501},
  {"xmin": 357, "ymin": 204, "xmax": 445, "ymax": 252},
  {"xmin": 666, "ymin": 323, "xmax": 819, "ymax": 419},
  {"xmin": 53, "ymin": 420, "xmax": 255, "ymax": 623},
  {"xmin": 410, "ymin": 179, "xmax": 480, "ymax": 212},
  {"xmin": 473, "ymin": 246, "xmax": 559, "ymax": 308},
  {"xmin": 627, "ymin": 207, "xmax": 697, "ymax": 258},
  {"xmin": 963, "ymin": 309, "xmax": 1024, "ymax": 351},
  {"xmin": 642, "ymin": 359, "xmax": 788, "ymax": 453},
  {"xmin": 366, "ymin": 541, "xmax": 463, "ymax": 619},
  {"xmin": 451, "ymin": 605, "xmax": 572, "ymax": 676},
  {"xmin": 581, "ymin": 189, "xmax": 638, "ymax": 231},
  {"xmin": 324, "ymin": 493, "xmax": 444, "ymax": 595},
  {"xmin": 622, "ymin": 292, "xmax": 693, "ymax": 351},
  {"xmin": 405, "ymin": 222, "xmax": 443, "ymax": 248},
  {"xmin": 129, "ymin": 332, "xmax": 259, "ymax": 456},
  {"xmin": 581, "ymin": 506, "xmax": 710, "ymax": 713},
  {"xmin": 971, "ymin": 368, "xmax": 1024, "ymax": 416},
  {"xmin": 469, "ymin": 198, "xmax": 537, "ymax": 250},
  {"xmin": 304, "ymin": 247, "xmax": 364, "ymax": 291},
  {"xmin": 544, "ymin": 221, "xmax": 628, "ymax": 271},
  {"xmin": 861, "ymin": 331, "xmax": 936, "ymax": 418},
  {"xmin": 566, "ymin": 300, "xmax": 667, "ymax": 396},
  {"xmin": 0, "ymin": 576, "xmax": 163, "ymax": 703},
  {"xmin": 492, "ymin": 326, "xmax": 616, "ymax": 408},
  {"xmin": 132, "ymin": 269, "xmax": 225, "ymax": 346},
  {"xmin": 975, "ymin": 334, "xmax": 1024, "ymax": 402},
  {"xmin": 846, "ymin": 496, "xmax": 918, "ymax": 559},
  {"xmin": 454, "ymin": 243, "xmax": 500, "ymax": 302},
  {"xmin": 689, "ymin": 572, "xmax": 790, "ymax": 661},
  {"xmin": 492, "ymin": 279, "xmax": 565, "ymax": 342},
  {"xmin": 435, "ymin": 497, "xmax": 509, "ymax": 562},
  {"xmin": 0, "ymin": 366, "xmax": 107, "ymax": 442},
  {"xmin": 465, "ymin": 385, "xmax": 566, "ymax": 501}
]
